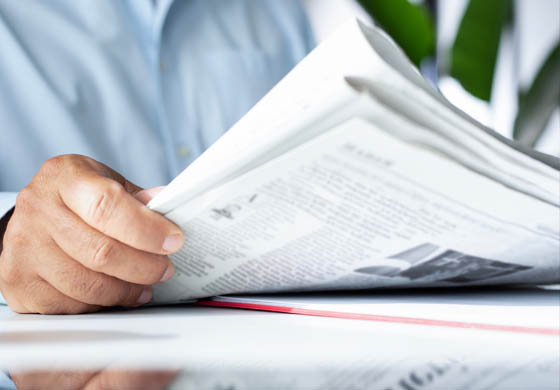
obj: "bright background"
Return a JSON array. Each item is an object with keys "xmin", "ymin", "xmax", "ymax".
[{"xmin": 301, "ymin": 0, "xmax": 560, "ymax": 156}]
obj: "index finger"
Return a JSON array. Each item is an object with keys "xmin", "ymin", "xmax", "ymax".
[{"xmin": 59, "ymin": 175, "xmax": 184, "ymax": 254}]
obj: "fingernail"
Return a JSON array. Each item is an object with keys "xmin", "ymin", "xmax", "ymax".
[
  {"xmin": 137, "ymin": 287, "xmax": 152, "ymax": 305},
  {"xmin": 160, "ymin": 263, "xmax": 175, "ymax": 282},
  {"xmin": 163, "ymin": 233, "xmax": 183, "ymax": 253}
]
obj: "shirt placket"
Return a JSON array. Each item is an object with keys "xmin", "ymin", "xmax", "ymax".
[
  {"xmin": 150, "ymin": 0, "xmax": 184, "ymax": 179},
  {"xmin": 124, "ymin": 0, "xmax": 179, "ymax": 181}
]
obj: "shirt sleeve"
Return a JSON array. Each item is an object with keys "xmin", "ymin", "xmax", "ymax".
[
  {"xmin": 0, "ymin": 192, "xmax": 17, "ymax": 306},
  {"xmin": 0, "ymin": 372, "xmax": 16, "ymax": 390}
]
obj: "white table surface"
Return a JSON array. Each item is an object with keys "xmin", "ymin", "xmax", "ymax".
[{"xmin": 1, "ymin": 290, "xmax": 559, "ymax": 389}]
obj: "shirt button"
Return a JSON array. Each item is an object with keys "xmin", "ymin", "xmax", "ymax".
[
  {"xmin": 160, "ymin": 59, "xmax": 167, "ymax": 71},
  {"xmin": 177, "ymin": 145, "xmax": 190, "ymax": 158}
]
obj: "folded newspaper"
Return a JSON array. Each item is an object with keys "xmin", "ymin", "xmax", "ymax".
[{"xmin": 148, "ymin": 19, "xmax": 560, "ymax": 304}]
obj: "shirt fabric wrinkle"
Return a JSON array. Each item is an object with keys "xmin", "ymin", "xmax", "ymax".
[{"xmin": 0, "ymin": 0, "xmax": 315, "ymax": 304}]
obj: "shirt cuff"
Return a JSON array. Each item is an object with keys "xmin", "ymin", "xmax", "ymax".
[{"xmin": 0, "ymin": 192, "xmax": 17, "ymax": 306}]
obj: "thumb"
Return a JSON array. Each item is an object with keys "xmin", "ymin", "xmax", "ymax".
[{"xmin": 134, "ymin": 186, "xmax": 166, "ymax": 206}]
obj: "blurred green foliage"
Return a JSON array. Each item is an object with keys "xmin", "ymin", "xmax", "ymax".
[
  {"xmin": 514, "ymin": 44, "xmax": 560, "ymax": 147},
  {"xmin": 358, "ymin": 0, "xmax": 559, "ymax": 147},
  {"xmin": 450, "ymin": 0, "xmax": 511, "ymax": 101},
  {"xmin": 357, "ymin": 0, "xmax": 435, "ymax": 67}
]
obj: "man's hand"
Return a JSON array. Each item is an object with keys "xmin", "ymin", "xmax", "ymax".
[
  {"xmin": 0, "ymin": 155, "xmax": 183, "ymax": 314},
  {"xmin": 11, "ymin": 368, "xmax": 178, "ymax": 389}
]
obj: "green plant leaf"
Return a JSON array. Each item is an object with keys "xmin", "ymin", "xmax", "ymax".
[
  {"xmin": 450, "ymin": 0, "xmax": 511, "ymax": 101},
  {"xmin": 513, "ymin": 43, "xmax": 560, "ymax": 147},
  {"xmin": 357, "ymin": 0, "xmax": 435, "ymax": 67}
]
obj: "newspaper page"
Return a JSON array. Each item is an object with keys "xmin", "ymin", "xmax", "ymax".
[
  {"xmin": 153, "ymin": 118, "xmax": 560, "ymax": 303},
  {"xmin": 149, "ymin": 19, "xmax": 558, "ymax": 214},
  {"xmin": 149, "ymin": 19, "xmax": 384, "ymax": 213},
  {"xmin": 345, "ymin": 77, "xmax": 559, "ymax": 206}
]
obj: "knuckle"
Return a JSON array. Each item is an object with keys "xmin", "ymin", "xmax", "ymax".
[
  {"xmin": 40, "ymin": 155, "xmax": 65, "ymax": 175},
  {"xmin": 15, "ymin": 186, "xmax": 39, "ymax": 214},
  {"xmin": 91, "ymin": 239, "xmax": 116, "ymax": 270},
  {"xmin": 88, "ymin": 181, "xmax": 124, "ymax": 227},
  {"xmin": 54, "ymin": 265, "xmax": 101, "ymax": 304},
  {"xmin": 82, "ymin": 277, "xmax": 108, "ymax": 303},
  {"xmin": 66, "ymin": 154, "xmax": 93, "ymax": 177}
]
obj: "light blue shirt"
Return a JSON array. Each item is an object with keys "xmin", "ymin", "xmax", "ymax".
[
  {"xmin": 0, "ymin": 0, "xmax": 313, "ymax": 309},
  {"xmin": 0, "ymin": 0, "xmax": 312, "ymax": 387}
]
